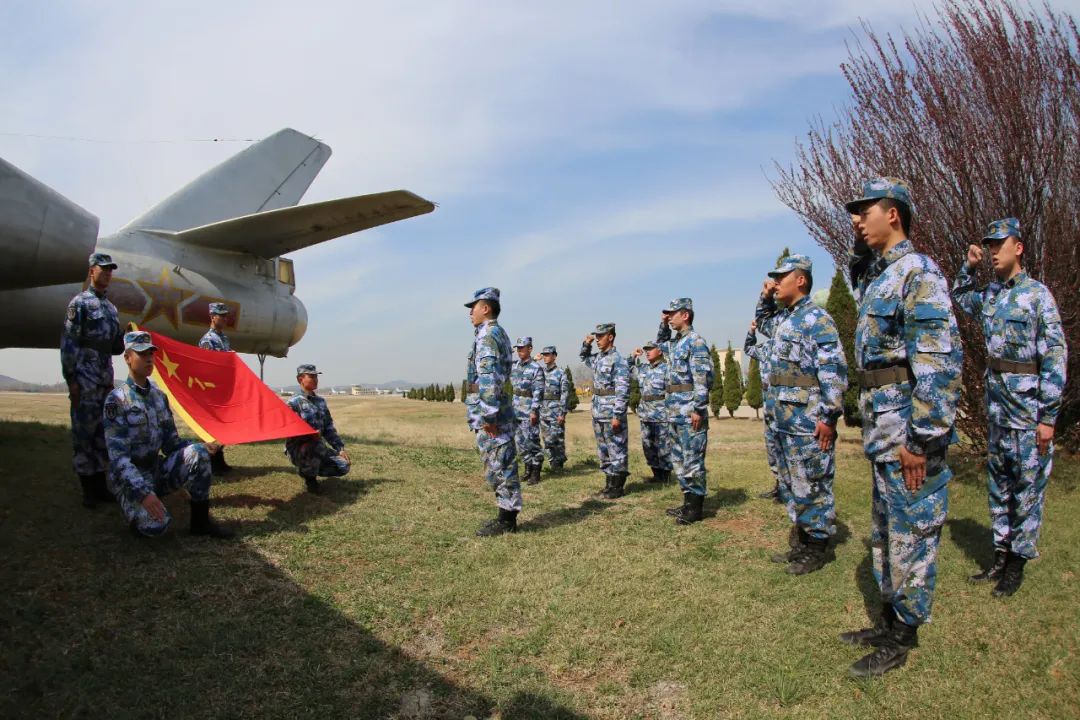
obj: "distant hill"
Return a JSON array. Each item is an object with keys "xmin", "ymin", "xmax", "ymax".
[{"xmin": 0, "ymin": 374, "xmax": 68, "ymax": 393}]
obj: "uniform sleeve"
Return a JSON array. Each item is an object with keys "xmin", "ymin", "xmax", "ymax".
[
  {"xmin": 580, "ymin": 343, "xmax": 596, "ymax": 369},
  {"xmin": 950, "ymin": 258, "xmax": 982, "ymax": 317},
  {"xmin": 60, "ymin": 300, "xmax": 82, "ymax": 384},
  {"xmin": 103, "ymin": 394, "xmax": 154, "ymax": 502},
  {"xmin": 690, "ymin": 338, "xmax": 714, "ymax": 413},
  {"xmin": 613, "ymin": 356, "xmax": 630, "ymax": 416},
  {"xmin": 903, "ymin": 270, "xmax": 963, "ymax": 455},
  {"xmin": 198, "ymin": 333, "xmax": 213, "ymax": 350},
  {"xmin": 288, "ymin": 398, "xmax": 319, "ymax": 436},
  {"xmin": 529, "ymin": 366, "xmax": 544, "ymax": 413},
  {"xmin": 323, "ymin": 407, "xmax": 345, "ymax": 451},
  {"xmin": 476, "ymin": 337, "xmax": 503, "ymax": 424},
  {"xmin": 813, "ymin": 316, "xmax": 847, "ymax": 426},
  {"xmin": 1035, "ymin": 289, "xmax": 1067, "ymax": 426},
  {"xmin": 159, "ymin": 395, "xmax": 192, "ymax": 456},
  {"xmin": 848, "ymin": 239, "xmax": 874, "ymax": 300},
  {"xmin": 559, "ymin": 372, "xmax": 570, "ymax": 413},
  {"xmin": 755, "ymin": 295, "xmax": 781, "ymax": 338},
  {"xmin": 744, "ymin": 329, "xmax": 762, "ymax": 360}
]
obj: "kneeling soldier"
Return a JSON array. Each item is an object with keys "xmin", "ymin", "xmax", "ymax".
[
  {"xmin": 285, "ymin": 364, "xmax": 351, "ymax": 494},
  {"xmin": 103, "ymin": 331, "xmax": 233, "ymax": 539}
]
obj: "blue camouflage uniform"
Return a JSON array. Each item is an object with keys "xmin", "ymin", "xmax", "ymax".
[
  {"xmin": 952, "ymin": 218, "xmax": 1067, "ymax": 560},
  {"xmin": 847, "ymin": 179, "xmax": 963, "ymax": 628},
  {"xmin": 511, "ymin": 337, "xmax": 546, "ymax": 470},
  {"xmin": 538, "ymin": 347, "xmax": 570, "ymax": 469},
  {"xmin": 756, "ymin": 257, "xmax": 848, "ymax": 541},
  {"xmin": 465, "ymin": 290, "xmax": 521, "ymax": 512},
  {"xmin": 657, "ymin": 300, "xmax": 715, "ymax": 497},
  {"xmin": 61, "ymin": 253, "xmax": 123, "ymax": 478},
  {"xmin": 285, "ymin": 365, "xmax": 350, "ymax": 481},
  {"xmin": 580, "ymin": 324, "xmax": 631, "ymax": 479},
  {"xmin": 198, "ymin": 318, "xmax": 231, "ymax": 352},
  {"xmin": 745, "ymin": 323, "xmax": 787, "ymax": 515},
  {"xmin": 631, "ymin": 345, "xmax": 672, "ymax": 474},
  {"xmin": 103, "ymin": 340, "xmax": 213, "ymax": 537}
]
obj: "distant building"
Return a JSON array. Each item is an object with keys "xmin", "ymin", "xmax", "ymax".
[{"xmin": 350, "ymin": 385, "xmax": 363, "ymax": 396}]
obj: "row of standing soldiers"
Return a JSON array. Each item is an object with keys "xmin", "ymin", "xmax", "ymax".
[{"xmin": 463, "ymin": 177, "xmax": 1068, "ymax": 679}]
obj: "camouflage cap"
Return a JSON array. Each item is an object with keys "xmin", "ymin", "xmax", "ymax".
[
  {"xmin": 88, "ymin": 252, "xmax": 118, "ymax": 269},
  {"xmin": 208, "ymin": 302, "xmax": 230, "ymax": 315},
  {"xmin": 594, "ymin": 323, "xmax": 616, "ymax": 335},
  {"xmin": 642, "ymin": 340, "xmax": 659, "ymax": 351},
  {"xmin": 123, "ymin": 330, "xmax": 156, "ymax": 353},
  {"xmin": 662, "ymin": 298, "xmax": 693, "ymax": 313},
  {"xmin": 296, "ymin": 364, "xmax": 322, "ymax": 376},
  {"xmin": 982, "ymin": 217, "xmax": 1021, "ymax": 243},
  {"xmin": 769, "ymin": 254, "xmax": 813, "ymax": 278},
  {"xmin": 844, "ymin": 177, "xmax": 914, "ymax": 214},
  {"xmin": 540, "ymin": 345, "xmax": 557, "ymax": 355},
  {"xmin": 465, "ymin": 287, "xmax": 500, "ymax": 308},
  {"xmin": 513, "ymin": 336, "xmax": 533, "ymax": 348}
]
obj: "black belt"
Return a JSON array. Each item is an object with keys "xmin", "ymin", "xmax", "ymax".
[
  {"xmin": 987, "ymin": 357, "xmax": 1037, "ymax": 375},
  {"xmin": 513, "ymin": 388, "xmax": 534, "ymax": 398},
  {"xmin": 768, "ymin": 373, "xmax": 815, "ymax": 388},
  {"xmin": 467, "ymin": 383, "xmax": 479, "ymax": 393},
  {"xmin": 858, "ymin": 364, "xmax": 914, "ymax": 388},
  {"xmin": 666, "ymin": 383, "xmax": 693, "ymax": 392},
  {"xmin": 79, "ymin": 337, "xmax": 115, "ymax": 353},
  {"xmin": 594, "ymin": 389, "xmax": 616, "ymax": 396},
  {"xmin": 641, "ymin": 394, "xmax": 665, "ymax": 402}
]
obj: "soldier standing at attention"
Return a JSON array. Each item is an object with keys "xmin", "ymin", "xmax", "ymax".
[
  {"xmin": 538, "ymin": 346, "xmax": 569, "ymax": 472},
  {"xmin": 103, "ymin": 331, "xmax": 232, "ymax": 539},
  {"xmin": 656, "ymin": 299, "xmax": 714, "ymax": 525},
  {"xmin": 840, "ymin": 178, "xmax": 963, "ymax": 678},
  {"xmin": 580, "ymin": 324, "xmax": 631, "ymax": 498},
  {"xmin": 285, "ymin": 365, "xmax": 350, "ymax": 494},
  {"xmin": 629, "ymin": 341, "xmax": 672, "ymax": 483},
  {"xmin": 754, "ymin": 256, "xmax": 848, "ymax": 575},
  {"xmin": 465, "ymin": 288, "xmax": 521, "ymax": 536},
  {"xmin": 511, "ymin": 336, "xmax": 546, "ymax": 485},
  {"xmin": 199, "ymin": 302, "xmax": 233, "ymax": 476},
  {"xmin": 61, "ymin": 252, "xmax": 124, "ymax": 508},
  {"xmin": 952, "ymin": 218, "xmax": 1067, "ymax": 597},
  {"xmin": 746, "ymin": 316, "xmax": 783, "ymax": 504}
]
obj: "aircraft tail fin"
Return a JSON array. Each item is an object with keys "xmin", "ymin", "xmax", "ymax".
[{"xmin": 120, "ymin": 128, "xmax": 331, "ymax": 233}]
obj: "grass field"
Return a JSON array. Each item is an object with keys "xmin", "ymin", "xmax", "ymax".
[{"xmin": 1, "ymin": 391, "xmax": 1078, "ymax": 719}]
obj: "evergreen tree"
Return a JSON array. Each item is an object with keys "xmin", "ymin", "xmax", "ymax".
[
  {"xmin": 427, "ymin": 383, "xmax": 436, "ymax": 401},
  {"xmin": 708, "ymin": 343, "xmax": 724, "ymax": 418},
  {"xmin": 825, "ymin": 267, "xmax": 861, "ymax": 427},
  {"xmin": 565, "ymin": 367, "xmax": 579, "ymax": 412},
  {"xmin": 776, "ymin": 246, "xmax": 791, "ymax": 267},
  {"xmin": 722, "ymin": 341, "xmax": 744, "ymax": 417},
  {"xmin": 745, "ymin": 356, "xmax": 764, "ymax": 419},
  {"xmin": 629, "ymin": 375, "xmax": 641, "ymax": 413},
  {"xmin": 446, "ymin": 383, "xmax": 455, "ymax": 403}
]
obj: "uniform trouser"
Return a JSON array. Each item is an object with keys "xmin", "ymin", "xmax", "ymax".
[
  {"xmin": 764, "ymin": 417, "xmax": 793, "ymax": 521},
  {"xmin": 514, "ymin": 413, "xmax": 544, "ymax": 466},
  {"xmin": 287, "ymin": 440, "xmax": 351, "ymax": 479},
  {"xmin": 987, "ymin": 424, "xmax": 1053, "ymax": 559},
  {"xmin": 775, "ymin": 433, "xmax": 835, "ymax": 539},
  {"xmin": 109, "ymin": 444, "xmax": 212, "ymax": 536},
  {"xmin": 477, "ymin": 428, "xmax": 521, "ymax": 511},
  {"xmin": 640, "ymin": 421, "xmax": 672, "ymax": 471},
  {"xmin": 539, "ymin": 411, "xmax": 566, "ymax": 466},
  {"xmin": 669, "ymin": 420, "xmax": 708, "ymax": 496},
  {"xmin": 869, "ymin": 458, "xmax": 949, "ymax": 627},
  {"xmin": 592, "ymin": 415, "xmax": 628, "ymax": 476},
  {"xmin": 70, "ymin": 383, "xmax": 111, "ymax": 476}
]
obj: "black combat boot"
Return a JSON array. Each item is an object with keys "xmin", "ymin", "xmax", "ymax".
[
  {"xmin": 675, "ymin": 493, "xmax": 704, "ymax": 525},
  {"xmin": 534, "ymin": 460, "xmax": 543, "ymax": 483},
  {"xmin": 647, "ymin": 467, "xmax": 664, "ymax": 483},
  {"xmin": 550, "ymin": 461, "xmax": 564, "ymax": 472},
  {"xmin": 603, "ymin": 473, "xmax": 627, "ymax": 499},
  {"xmin": 787, "ymin": 535, "xmax": 830, "ymax": 575},
  {"xmin": 189, "ymin": 499, "xmax": 235, "ymax": 539},
  {"xmin": 758, "ymin": 482, "xmax": 779, "ymax": 500},
  {"xmin": 211, "ymin": 450, "xmax": 229, "ymax": 477},
  {"xmin": 969, "ymin": 549, "xmax": 1008, "ymax": 583},
  {"xmin": 303, "ymin": 475, "xmax": 321, "ymax": 494},
  {"xmin": 476, "ymin": 508, "xmax": 518, "ymax": 537},
  {"xmin": 78, "ymin": 475, "xmax": 98, "ymax": 509},
  {"xmin": 596, "ymin": 474, "xmax": 615, "ymax": 497},
  {"xmin": 771, "ymin": 526, "xmax": 807, "ymax": 563},
  {"xmin": 92, "ymin": 472, "xmax": 116, "ymax": 503},
  {"xmin": 666, "ymin": 493, "xmax": 689, "ymax": 517},
  {"xmin": 848, "ymin": 618, "xmax": 918, "ymax": 678},
  {"xmin": 992, "ymin": 553, "xmax": 1027, "ymax": 597},
  {"xmin": 839, "ymin": 603, "xmax": 894, "ymax": 647}
]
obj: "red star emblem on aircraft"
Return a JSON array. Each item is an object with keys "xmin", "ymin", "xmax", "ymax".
[{"xmin": 138, "ymin": 268, "xmax": 193, "ymax": 329}]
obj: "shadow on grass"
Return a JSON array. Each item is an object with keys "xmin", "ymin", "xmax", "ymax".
[
  {"xmin": 211, "ymin": 464, "xmax": 288, "ymax": 482},
  {"xmin": 854, "ymin": 542, "xmax": 882, "ymax": 621},
  {"xmin": 519, "ymin": 498, "xmax": 611, "ymax": 533},
  {"xmin": 708, "ymin": 487, "xmax": 748, "ymax": 514},
  {"xmin": 623, "ymin": 479, "xmax": 669, "ymax": 496},
  {"xmin": 0, "ymin": 420, "xmax": 587, "ymax": 720},
  {"xmin": 237, "ymin": 477, "xmax": 401, "ymax": 538},
  {"xmin": 947, "ymin": 517, "xmax": 993, "ymax": 569}
]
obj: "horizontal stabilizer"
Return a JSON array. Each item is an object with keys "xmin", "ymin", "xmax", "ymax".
[{"xmin": 148, "ymin": 190, "xmax": 435, "ymax": 258}]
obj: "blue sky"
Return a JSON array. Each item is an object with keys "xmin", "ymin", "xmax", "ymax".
[{"xmin": 3, "ymin": 1, "xmax": 1077, "ymax": 387}]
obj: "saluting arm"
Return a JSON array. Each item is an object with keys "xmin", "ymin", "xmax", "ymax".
[
  {"xmin": 848, "ymin": 239, "xmax": 874, "ymax": 299},
  {"xmin": 950, "ymin": 257, "xmax": 982, "ymax": 317}
]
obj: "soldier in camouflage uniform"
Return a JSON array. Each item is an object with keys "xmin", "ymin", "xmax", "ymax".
[
  {"xmin": 103, "ymin": 331, "xmax": 233, "ymax": 539},
  {"xmin": 656, "ymin": 298, "xmax": 715, "ymax": 525},
  {"xmin": 285, "ymin": 364, "xmax": 351, "ymax": 494},
  {"xmin": 581, "ymin": 323, "xmax": 631, "ymax": 498},
  {"xmin": 630, "ymin": 341, "xmax": 672, "ymax": 483},
  {"xmin": 746, "ymin": 318, "xmax": 785, "ymax": 506},
  {"xmin": 61, "ymin": 252, "xmax": 124, "ymax": 509},
  {"xmin": 952, "ymin": 217, "xmax": 1067, "ymax": 597},
  {"xmin": 511, "ymin": 336, "xmax": 546, "ymax": 485},
  {"xmin": 754, "ymin": 256, "xmax": 848, "ymax": 575},
  {"xmin": 538, "ymin": 346, "xmax": 569, "ymax": 471},
  {"xmin": 199, "ymin": 302, "xmax": 234, "ymax": 475},
  {"xmin": 839, "ymin": 178, "xmax": 963, "ymax": 678},
  {"xmin": 465, "ymin": 288, "xmax": 521, "ymax": 536}
]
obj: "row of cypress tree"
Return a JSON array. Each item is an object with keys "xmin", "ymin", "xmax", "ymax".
[{"xmin": 405, "ymin": 384, "xmax": 456, "ymax": 401}]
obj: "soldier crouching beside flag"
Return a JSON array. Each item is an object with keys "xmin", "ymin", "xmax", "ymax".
[
  {"xmin": 103, "ymin": 331, "xmax": 233, "ymax": 539},
  {"xmin": 285, "ymin": 364, "xmax": 351, "ymax": 494}
]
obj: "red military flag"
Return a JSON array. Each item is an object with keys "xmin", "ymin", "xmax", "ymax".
[{"xmin": 135, "ymin": 327, "xmax": 315, "ymax": 444}]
